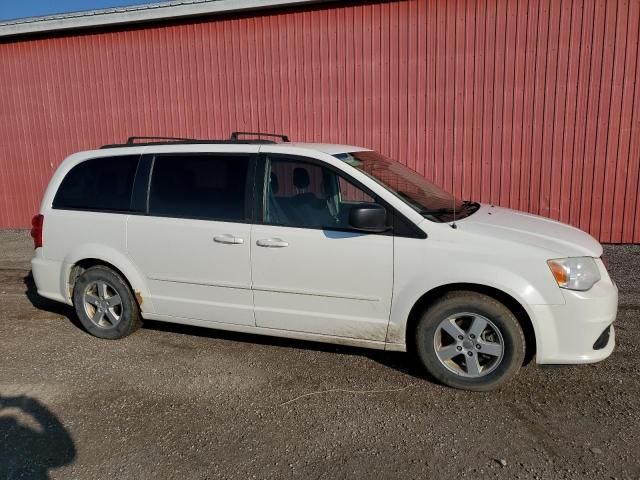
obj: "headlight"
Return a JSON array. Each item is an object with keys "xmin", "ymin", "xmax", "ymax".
[{"xmin": 547, "ymin": 257, "xmax": 601, "ymax": 291}]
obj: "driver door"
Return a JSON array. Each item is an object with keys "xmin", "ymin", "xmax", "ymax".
[{"xmin": 250, "ymin": 154, "xmax": 393, "ymax": 341}]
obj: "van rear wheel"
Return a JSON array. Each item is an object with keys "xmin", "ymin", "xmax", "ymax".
[
  {"xmin": 414, "ymin": 291, "xmax": 525, "ymax": 391},
  {"xmin": 72, "ymin": 265, "xmax": 142, "ymax": 339}
]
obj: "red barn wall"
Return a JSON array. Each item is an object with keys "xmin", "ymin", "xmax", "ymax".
[{"xmin": 1, "ymin": 0, "xmax": 639, "ymax": 242}]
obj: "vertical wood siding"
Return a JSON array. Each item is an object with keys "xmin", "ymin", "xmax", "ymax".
[{"xmin": 0, "ymin": 0, "xmax": 639, "ymax": 242}]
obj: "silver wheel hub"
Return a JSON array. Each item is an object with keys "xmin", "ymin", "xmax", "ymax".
[
  {"xmin": 82, "ymin": 280, "xmax": 123, "ymax": 329},
  {"xmin": 433, "ymin": 313, "xmax": 504, "ymax": 378}
]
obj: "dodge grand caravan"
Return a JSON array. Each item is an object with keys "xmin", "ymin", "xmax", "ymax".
[{"xmin": 30, "ymin": 132, "xmax": 618, "ymax": 391}]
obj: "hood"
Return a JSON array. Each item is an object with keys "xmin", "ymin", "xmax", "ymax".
[{"xmin": 457, "ymin": 205, "xmax": 603, "ymax": 258}]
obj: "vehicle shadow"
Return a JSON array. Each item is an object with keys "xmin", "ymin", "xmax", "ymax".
[
  {"xmin": 23, "ymin": 270, "xmax": 434, "ymax": 383},
  {"xmin": 23, "ymin": 272, "xmax": 81, "ymax": 329},
  {"xmin": 143, "ymin": 319, "xmax": 433, "ymax": 382},
  {"xmin": 0, "ymin": 395, "xmax": 76, "ymax": 479}
]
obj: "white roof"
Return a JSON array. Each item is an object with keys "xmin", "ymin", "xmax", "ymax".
[{"xmin": 0, "ymin": 0, "xmax": 330, "ymax": 38}]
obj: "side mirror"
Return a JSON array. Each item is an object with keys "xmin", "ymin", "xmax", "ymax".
[{"xmin": 348, "ymin": 204, "xmax": 389, "ymax": 233}]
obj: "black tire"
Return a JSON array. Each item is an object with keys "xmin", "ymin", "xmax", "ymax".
[
  {"xmin": 72, "ymin": 265, "xmax": 142, "ymax": 340},
  {"xmin": 414, "ymin": 291, "xmax": 525, "ymax": 391}
]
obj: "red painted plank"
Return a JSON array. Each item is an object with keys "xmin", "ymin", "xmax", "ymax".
[
  {"xmin": 379, "ymin": 2, "xmax": 391, "ymax": 156},
  {"xmin": 529, "ymin": 0, "xmax": 551, "ymax": 216},
  {"xmin": 580, "ymin": 0, "xmax": 607, "ymax": 233},
  {"xmin": 549, "ymin": 0, "xmax": 571, "ymax": 222},
  {"xmin": 498, "ymin": 0, "xmax": 517, "ymax": 207},
  {"xmin": 425, "ymin": 0, "xmax": 438, "ymax": 182},
  {"xmin": 626, "ymin": 5, "xmax": 640, "ymax": 243},
  {"xmin": 415, "ymin": 0, "xmax": 428, "ymax": 177},
  {"xmin": 600, "ymin": 0, "xmax": 630, "ymax": 242},
  {"xmin": 480, "ymin": 0, "xmax": 497, "ymax": 203},
  {"xmin": 559, "ymin": 0, "xmax": 584, "ymax": 225},
  {"xmin": 569, "ymin": 0, "xmax": 594, "ymax": 229},
  {"xmin": 443, "ymin": 0, "xmax": 456, "ymax": 194},
  {"xmin": 589, "ymin": 0, "xmax": 619, "ymax": 239},
  {"xmin": 619, "ymin": 0, "xmax": 640, "ymax": 242},
  {"xmin": 406, "ymin": 0, "xmax": 419, "ymax": 173},
  {"xmin": 509, "ymin": 0, "xmax": 528, "ymax": 209},
  {"xmin": 397, "ymin": 1, "xmax": 410, "ymax": 166},
  {"xmin": 539, "ymin": 0, "xmax": 560, "ymax": 219},
  {"xmin": 434, "ymin": 0, "xmax": 447, "ymax": 184},
  {"xmin": 361, "ymin": 5, "xmax": 374, "ymax": 149},
  {"xmin": 490, "ymin": 0, "xmax": 507, "ymax": 205},
  {"xmin": 461, "ymin": 0, "xmax": 476, "ymax": 196},
  {"xmin": 471, "ymin": 0, "xmax": 486, "ymax": 201},
  {"xmin": 452, "ymin": 0, "xmax": 466, "ymax": 198}
]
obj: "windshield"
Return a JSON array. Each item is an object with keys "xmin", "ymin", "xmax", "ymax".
[{"xmin": 334, "ymin": 151, "xmax": 478, "ymax": 222}]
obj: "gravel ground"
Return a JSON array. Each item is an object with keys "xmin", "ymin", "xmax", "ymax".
[{"xmin": 1, "ymin": 229, "xmax": 639, "ymax": 479}]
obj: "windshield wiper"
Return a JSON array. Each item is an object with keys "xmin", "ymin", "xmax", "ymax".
[
  {"xmin": 421, "ymin": 202, "xmax": 479, "ymax": 216},
  {"xmin": 396, "ymin": 191, "xmax": 479, "ymax": 217},
  {"xmin": 419, "ymin": 207, "xmax": 455, "ymax": 215}
]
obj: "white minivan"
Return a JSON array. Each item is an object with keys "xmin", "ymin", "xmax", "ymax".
[{"xmin": 31, "ymin": 133, "xmax": 617, "ymax": 390}]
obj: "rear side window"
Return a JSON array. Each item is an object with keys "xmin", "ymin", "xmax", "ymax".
[
  {"xmin": 53, "ymin": 155, "xmax": 140, "ymax": 212},
  {"xmin": 148, "ymin": 154, "xmax": 250, "ymax": 221}
]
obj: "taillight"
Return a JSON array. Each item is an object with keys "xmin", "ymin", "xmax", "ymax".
[{"xmin": 31, "ymin": 214, "xmax": 44, "ymax": 248}]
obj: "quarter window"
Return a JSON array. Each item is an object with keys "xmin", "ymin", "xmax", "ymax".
[
  {"xmin": 264, "ymin": 157, "xmax": 380, "ymax": 229},
  {"xmin": 148, "ymin": 154, "xmax": 250, "ymax": 221},
  {"xmin": 53, "ymin": 155, "xmax": 140, "ymax": 212}
]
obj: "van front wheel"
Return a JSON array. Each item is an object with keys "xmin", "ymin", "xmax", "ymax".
[
  {"xmin": 72, "ymin": 265, "xmax": 142, "ymax": 340},
  {"xmin": 415, "ymin": 291, "xmax": 525, "ymax": 391}
]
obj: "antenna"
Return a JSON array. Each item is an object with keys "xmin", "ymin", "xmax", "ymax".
[{"xmin": 451, "ymin": 199, "xmax": 458, "ymax": 229}]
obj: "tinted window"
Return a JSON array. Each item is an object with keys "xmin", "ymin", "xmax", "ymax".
[
  {"xmin": 264, "ymin": 156, "xmax": 379, "ymax": 229},
  {"xmin": 149, "ymin": 154, "xmax": 250, "ymax": 221},
  {"xmin": 53, "ymin": 155, "xmax": 140, "ymax": 212}
]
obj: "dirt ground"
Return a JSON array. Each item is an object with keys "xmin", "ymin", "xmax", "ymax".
[{"xmin": 1, "ymin": 229, "xmax": 639, "ymax": 479}]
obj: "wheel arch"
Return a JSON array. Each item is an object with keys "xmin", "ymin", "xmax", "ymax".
[
  {"xmin": 62, "ymin": 245, "xmax": 152, "ymax": 313},
  {"xmin": 404, "ymin": 283, "xmax": 537, "ymax": 365}
]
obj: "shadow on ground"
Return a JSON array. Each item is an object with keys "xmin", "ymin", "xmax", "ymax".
[
  {"xmin": 23, "ymin": 272, "xmax": 80, "ymax": 329},
  {"xmin": 145, "ymin": 317, "xmax": 430, "ymax": 380},
  {"xmin": 22, "ymin": 271, "xmax": 431, "ymax": 382},
  {"xmin": 0, "ymin": 395, "xmax": 76, "ymax": 479}
]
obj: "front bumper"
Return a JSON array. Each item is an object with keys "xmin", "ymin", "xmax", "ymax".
[{"xmin": 531, "ymin": 273, "xmax": 617, "ymax": 364}]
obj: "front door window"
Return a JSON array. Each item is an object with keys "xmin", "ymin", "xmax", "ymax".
[{"xmin": 264, "ymin": 157, "xmax": 380, "ymax": 230}]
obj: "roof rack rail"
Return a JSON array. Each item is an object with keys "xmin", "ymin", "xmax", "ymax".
[
  {"xmin": 230, "ymin": 131, "xmax": 290, "ymax": 142},
  {"xmin": 99, "ymin": 132, "xmax": 290, "ymax": 149},
  {"xmin": 126, "ymin": 136, "xmax": 197, "ymax": 144}
]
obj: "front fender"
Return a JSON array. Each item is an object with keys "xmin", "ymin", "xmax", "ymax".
[{"xmin": 386, "ymin": 255, "xmax": 564, "ymax": 347}]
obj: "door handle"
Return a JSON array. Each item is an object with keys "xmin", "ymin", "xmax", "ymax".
[
  {"xmin": 214, "ymin": 234, "xmax": 244, "ymax": 245},
  {"xmin": 256, "ymin": 238, "xmax": 289, "ymax": 248}
]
